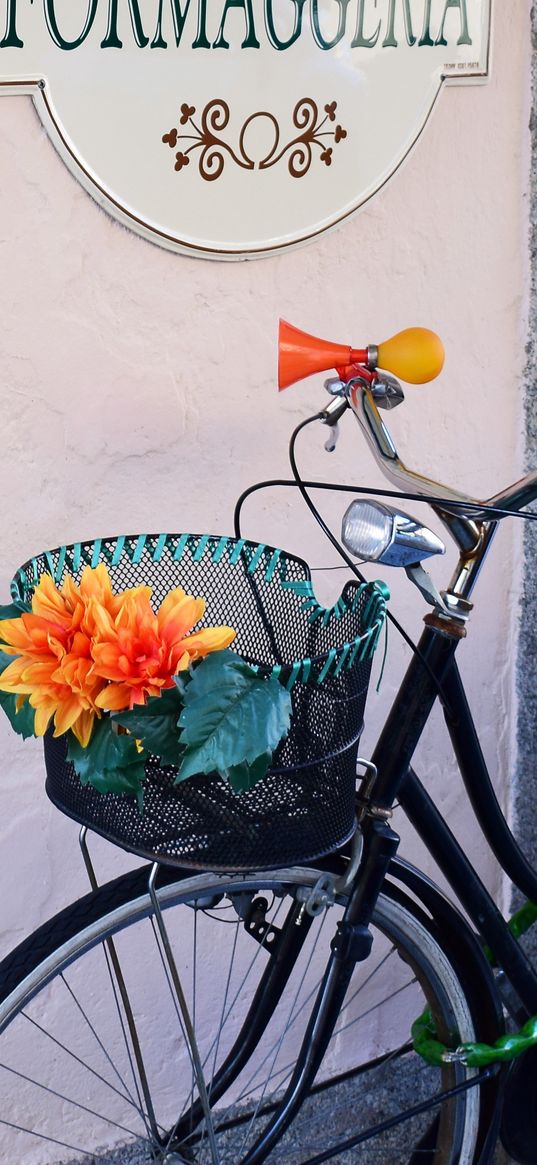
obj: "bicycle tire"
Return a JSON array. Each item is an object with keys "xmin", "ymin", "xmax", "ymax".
[{"xmin": 0, "ymin": 861, "xmax": 492, "ymax": 1165}]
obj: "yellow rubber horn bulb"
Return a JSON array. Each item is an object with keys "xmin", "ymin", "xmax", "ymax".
[{"xmin": 377, "ymin": 328, "xmax": 445, "ymax": 385}]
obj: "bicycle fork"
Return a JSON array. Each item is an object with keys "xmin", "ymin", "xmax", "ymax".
[{"xmin": 240, "ymin": 818, "xmax": 400, "ymax": 1165}]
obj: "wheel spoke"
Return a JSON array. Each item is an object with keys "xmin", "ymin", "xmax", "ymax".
[
  {"xmin": 236, "ymin": 912, "xmax": 329, "ymax": 1159},
  {"xmin": 0, "ymin": 1059, "xmax": 145, "ymax": 1140},
  {"xmin": 60, "ymin": 971, "xmax": 143, "ymax": 1114},
  {"xmin": 0, "ymin": 870, "xmax": 484, "ymax": 1165},
  {"xmin": 20, "ymin": 1010, "xmax": 149, "ymax": 1111},
  {"xmin": 96, "ymin": 930, "xmax": 158, "ymax": 1140}
]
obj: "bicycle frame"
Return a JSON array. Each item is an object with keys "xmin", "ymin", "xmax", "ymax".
[
  {"xmin": 372, "ymin": 619, "xmax": 537, "ymax": 1017},
  {"xmin": 347, "ymin": 380, "xmax": 537, "ymax": 1015},
  {"xmin": 227, "ymin": 390, "xmax": 537, "ymax": 1161},
  {"xmin": 234, "ymin": 473, "xmax": 537, "ymax": 1015}
]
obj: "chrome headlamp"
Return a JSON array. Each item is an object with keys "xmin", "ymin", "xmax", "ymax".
[{"xmin": 341, "ymin": 500, "xmax": 445, "ymax": 568}]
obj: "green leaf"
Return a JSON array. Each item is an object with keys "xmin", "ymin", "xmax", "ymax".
[
  {"xmin": 84, "ymin": 765, "xmax": 146, "ymax": 812},
  {"xmin": 176, "ymin": 649, "xmax": 292, "ymax": 784},
  {"xmin": 67, "ymin": 717, "xmax": 146, "ymax": 808},
  {"xmin": 173, "ymin": 670, "xmax": 193, "ymax": 699},
  {"xmin": 224, "ymin": 751, "xmax": 273, "ymax": 794},
  {"xmin": 0, "ymin": 600, "xmax": 31, "ymax": 620},
  {"xmin": 112, "ymin": 686, "xmax": 185, "ymax": 767},
  {"xmin": 0, "ymin": 690, "xmax": 36, "ymax": 739}
]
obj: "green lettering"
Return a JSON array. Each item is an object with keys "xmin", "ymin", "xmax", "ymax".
[
  {"xmin": 152, "ymin": 0, "xmax": 192, "ymax": 47},
  {"xmin": 419, "ymin": 0, "xmax": 434, "ymax": 44},
  {"xmin": 264, "ymin": 0, "xmax": 306, "ymax": 50},
  {"xmin": 45, "ymin": 0, "xmax": 98, "ymax": 50},
  {"xmin": 213, "ymin": 0, "xmax": 260, "ymax": 48},
  {"xmin": 1, "ymin": 0, "xmax": 22, "ymax": 48},
  {"xmin": 101, "ymin": 0, "xmax": 149, "ymax": 48},
  {"xmin": 311, "ymin": 0, "xmax": 351, "ymax": 50},
  {"xmin": 192, "ymin": 0, "xmax": 210, "ymax": 47},
  {"xmin": 436, "ymin": 0, "xmax": 471, "ymax": 46},
  {"xmin": 351, "ymin": 0, "xmax": 380, "ymax": 48},
  {"xmin": 383, "ymin": 0, "xmax": 416, "ymax": 47}
]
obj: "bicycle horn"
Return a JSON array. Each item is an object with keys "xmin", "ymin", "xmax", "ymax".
[{"xmin": 278, "ymin": 321, "xmax": 444, "ymax": 389}]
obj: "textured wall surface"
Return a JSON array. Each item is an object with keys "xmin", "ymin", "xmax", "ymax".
[
  {"xmin": 513, "ymin": 3, "xmax": 537, "ymax": 963},
  {"xmin": 0, "ymin": 0, "xmax": 531, "ymax": 992}
]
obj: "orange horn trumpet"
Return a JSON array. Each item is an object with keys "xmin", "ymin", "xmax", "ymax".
[
  {"xmin": 278, "ymin": 320, "xmax": 366, "ymax": 390},
  {"xmin": 278, "ymin": 321, "xmax": 445, "ymax": 389}
]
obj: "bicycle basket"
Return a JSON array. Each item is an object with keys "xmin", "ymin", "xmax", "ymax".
[{"xmin": 11, "ymin": 533, "xmax": 388, "ymax": 872}]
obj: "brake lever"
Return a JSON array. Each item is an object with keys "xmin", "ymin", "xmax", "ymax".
[{"xmin": 324, "ymin": 423, "xmax": 340, "ymax": 453}]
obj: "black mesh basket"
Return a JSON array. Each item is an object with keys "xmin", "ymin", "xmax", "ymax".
[{"xmin": 11, "ymin": 533, "xmax": 388, "ymax": 872}]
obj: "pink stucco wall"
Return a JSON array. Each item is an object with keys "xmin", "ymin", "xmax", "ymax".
[{"xmin": 0, "ymin": 2, "xmax": 530, "ymax": 945}]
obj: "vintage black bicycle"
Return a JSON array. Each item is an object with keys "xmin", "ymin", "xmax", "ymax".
[{"xmin": 1, "ymin": 321, "xmax": 536, "ymax": 1165}]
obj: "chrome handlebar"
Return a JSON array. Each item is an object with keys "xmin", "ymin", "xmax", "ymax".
[
  {"xmin": 345, "ymin": 382, "xmax": 537, "ymax": 603},
  {"xmin": 349, "ymin": 383, "xmax": 537, "ymax": 524}
]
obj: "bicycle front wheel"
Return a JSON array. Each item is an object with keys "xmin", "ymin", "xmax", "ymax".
[{"xmin": 0, "ymin": 862, "xmax": 489, "ymax": 1165}]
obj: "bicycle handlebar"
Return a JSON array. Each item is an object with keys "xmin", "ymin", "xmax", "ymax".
[
  {"xmin": 349, "ymin": 382, "xmax": 537, "ymax": 532},
  {"xmin": 279, "ymin": 319, "xmax": 537, "ymax": 564}
]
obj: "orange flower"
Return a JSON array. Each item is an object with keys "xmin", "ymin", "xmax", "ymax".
[
  {"xmin": 0, "ymin": 564, "xmax": 236, "ymax": 739},
  {"xmin": 0, "ymin": 567, "xmax": 115, "ymax": 746},
  {"xmin": 91, "ymin": 585, "xmax": 236, "ymax": 712}
]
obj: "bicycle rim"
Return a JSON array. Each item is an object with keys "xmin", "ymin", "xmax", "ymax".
[{"xmin": 0, "ymin": 863, "xmax": 484, "ymax": 1165}]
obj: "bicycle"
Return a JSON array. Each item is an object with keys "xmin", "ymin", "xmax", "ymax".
[{"xmin": 1, "ymin": 321, "xmax": 536, "ymax": 1165}]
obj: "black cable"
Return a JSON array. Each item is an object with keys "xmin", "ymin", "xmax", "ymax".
[
  {"xmin": 287, "ymin": 416, "xmax": 367, "ymax": 590},
  {"xmin": 233, "ymin": 477, "xmax": 537, "ymax": 535},
  {"xmin": 285, "ymin": 415, "xmax": 460, "ymax": 709},
  {"xmin": 233, "ymin": 413, "xmax": 537, "ymax": 710}
]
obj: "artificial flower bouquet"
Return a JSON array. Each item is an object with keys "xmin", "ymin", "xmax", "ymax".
[{"xmin": 0, "ymin": 564, "xmax": 292, "ymax": 810}]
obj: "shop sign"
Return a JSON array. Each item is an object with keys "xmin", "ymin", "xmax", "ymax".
[{"xmin": 0, "ymin": 1, "xmax": 491, "ymax": 258}]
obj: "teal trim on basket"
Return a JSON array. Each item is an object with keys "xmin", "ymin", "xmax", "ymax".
[
  {"xmin": 193, "ymin": 534, "xmax": 210, "ymax": 562},
  {"xmin": 358, "ymin": 634, "xmax": 372, "ymax": 664},
  {"xmin": 286, "ymin": 661, "xmax": 302, "ymax": 691},
  {"xmin": 212, "ymin": 536, "xmax": 229, "ymax": 563},
  {"xmin": 247, "ymin": 543, "xmax": 266, "ymax": 574},
  {"xmin": 9, "ymin": 536, "xmax": 389, "ymax": 692},
  {"xmin": 131, "ymin": 535, "xmax": 147, "ymax": 564},
  {"xmin": 71, "ymin": 543, "xmax": 82, "ymax": 572},
  {"xmin": 54, "ymin": 544, "xmax": 67, "ymax": 582},
  {"xmin": 229, "ymin": 539, "xmax": 246, "ymax": 565},
  {"xmin": 348, "ymin": 636, "xmax": 365, "ymax": 669},
  {"xmin": 281, "ymin": 577, "xmax": 379, "ymax": 630},
  {"xmin": 111, "ymin": 536, "xmax": 125, "ymax": 567},
  {"xmin": 375, "ymin": 619, "xmax": 389, "ymax": 692},
  {"xmin": 152, "ymin": 533, "xmax": 167, "ymax": 562},
  {"xmin": 44, "ymin": 550, "xmax": 56, "ymax": 579},
  {"xmin": 283, "ymin": 579, "xmax": 313, "ymax": 599},
  {"xmin": 363, "ymin": 589, "xmax": 379, "ymax": 627},
  {"xmin": 351, "ymin": 583, "xmax": 371, "ymax": 612},
  {"xmin": 333, "ymin": 642, "xmax": 351, "ymax": 677},
  {"xmin": 317, "ymin": 648, "xmax": 338, "ymax": 684},
  {"xmin": 264, "ymin": 549, "xmax": 281, "ymax": 583},
  {"xmin": 10, "ymin": 574, "xmax": 24, "ymax": 603},
  {"xmin": 173, "ymin": 534, "xmax": 190, "ymax": 561}
]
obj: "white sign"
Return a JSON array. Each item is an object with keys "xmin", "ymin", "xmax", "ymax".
[{"xmin": 0, "ymin": 1, "xmax": 491, "ymax": 258}]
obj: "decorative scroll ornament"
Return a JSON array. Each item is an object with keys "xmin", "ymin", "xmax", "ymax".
[
  {"xmin": 162, "ymin": 99, "xmax": 347, "ymax": 181},
  {"xmin": 0, "ymin": 0, "xmax": 491, "ymax": 259}
]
